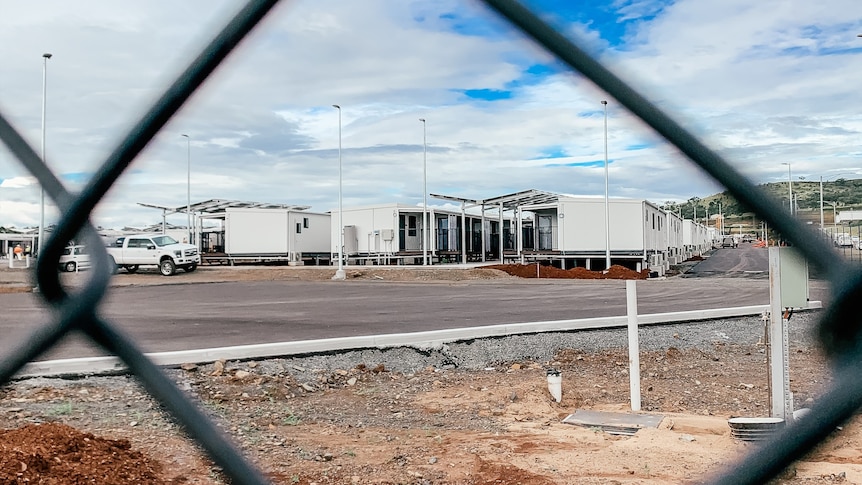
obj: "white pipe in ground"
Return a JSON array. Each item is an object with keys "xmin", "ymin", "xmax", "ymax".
[{"xmin": 546, "ymin": 368, "xmax": 562, "ymax": 402}]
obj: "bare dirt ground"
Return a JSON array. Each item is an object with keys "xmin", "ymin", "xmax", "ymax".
[{"xmin": 0, "ymin": 262, "xmax": 856, "ymax": 484}]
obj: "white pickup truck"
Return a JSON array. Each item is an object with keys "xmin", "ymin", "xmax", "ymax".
[{"xmin": 106, "ymin": 234, "xmax": 200, "ymax": 276}]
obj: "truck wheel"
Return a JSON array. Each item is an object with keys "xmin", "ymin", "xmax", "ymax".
[
  {"xmin": 64, "ymin": 261, "xmax": 76, "ymax": 273},
  {"xmin": 184, "ymin": 263, "xmax": 197, "ymax": 273},
  {"xmin": 125, "ymin": 265, "xmax": 139, "ymax": 274},
  {"xmin": 159, "ymin": 259, "xmax": 176, "ymax": 276}
]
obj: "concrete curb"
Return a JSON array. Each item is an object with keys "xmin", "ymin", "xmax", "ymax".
[{"xmin": 17, "ymin": 301, "xmax": 822, "ymax": 378}]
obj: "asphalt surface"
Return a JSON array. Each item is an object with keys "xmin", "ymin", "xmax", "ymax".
[
  {"xmin": 683, "ymin": 242, "xmax": 769, "ymax": 275},
  {"xmin": 0, "ymin": 247, "xmax": 830, "ymax": 361}
]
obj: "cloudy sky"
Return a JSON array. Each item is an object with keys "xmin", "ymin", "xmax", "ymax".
[{"xmin": 1, "ymin": 0, "xmax": 861, "ymax": 230}]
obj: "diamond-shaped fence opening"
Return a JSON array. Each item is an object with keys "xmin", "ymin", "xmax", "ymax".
[{"xmin": 0, "ymin": 1, "xmax": 856, "ymax": 483}]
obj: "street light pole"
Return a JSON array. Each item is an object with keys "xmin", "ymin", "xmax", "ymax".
[
  {"xmin": 181, "ymin": 134, "xmax": 191, "ymax": 243},
  {"xmin": 602, "ymin": 100, "xmax": 610, "ymax": 270},
  {"xmin": 38, "ymin": 52, "xmax": 52, "ymax": 257},
  {"xmin": 332, "ymin": 105, "xmax": 346, "ymax": 280},
  {"xmin": 819, "ymin": 176, "xmax": 824, "ymax": 232},
  {"xmin": 782, "ymin": 163, "xmax": 792, "ymax": 215},
  {"xmin": 419, "ymin": 118, "xmax": 428, "ymax": 266}
]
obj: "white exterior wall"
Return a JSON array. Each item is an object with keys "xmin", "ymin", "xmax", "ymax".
[
  {"xmin": 559, "ymin": 197, "xmax": 646, "ymax": 251},
  {"xmin": 331, "ymin": 204, "xmax": 407, "ymax": 254},
  {"xmin": 665, "ymin": 211, "xmax": 684, "ymax": 252},
  {"xmin": 226, "ymin": 208, "xmax": 289, "ymax": 254},
  {"xmin": 643, "ymin": 201, "xmax": 667, "ymax": 252},
  {"xmin": 836, "ymin": 210, "xmax": 862, "ymax": 223},
  {"xmin": 224, "ymin": 208, "xmax": 330, "ymax": 255},
  {"xmin": 291, "ymin": 212, "xmax": 331, "ymax": 254},
  {"xmin": 682, "ymin": 219, "xmax": 710, "ymax": 251},
  {"xmin": 682, "ymin": 220, "xmax": 697, "ymax": 247}
]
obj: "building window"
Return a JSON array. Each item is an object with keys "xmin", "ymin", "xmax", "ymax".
[
  {"xmin": 296, "ymin": 222, "xmax": 302, "ymax": 234},
  {"xmin": 303, "ymin": 217, "xmax": 309, "ymax": 228},
  {"xmin": 408, "ymin": 215, "xmax": 417, "ymax": 236}
]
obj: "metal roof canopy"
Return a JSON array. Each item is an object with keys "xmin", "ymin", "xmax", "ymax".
[
  {"xmin": 431, "ymin": 189, "xmax": 563, "ymax": 212},
  {"xmin": 140, "ymin": 199, "xmax": 310, "ymax": 216}
]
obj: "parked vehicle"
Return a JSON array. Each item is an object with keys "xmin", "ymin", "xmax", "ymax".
[
  {"xmin": 59, "ymin": 245, "xmax": 89, "ymax": 272},
  {"xmin": 834, "ymin": 233, "xmax": 855, "ymax": 247},
  {"xmin": 106, "ymin": 234, "xmax": 199, "ymax": 276},
  {"xmin": 721, "ymin": 236, "xmax": 738, "ymax": 248}
]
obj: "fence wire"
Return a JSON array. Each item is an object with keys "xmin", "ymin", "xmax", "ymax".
[{"xmin": 0, "ymin": 0, "xmax": 856, "ymax": 483}]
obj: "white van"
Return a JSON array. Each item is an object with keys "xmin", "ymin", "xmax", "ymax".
[{"xmin": 59, "ymin": 245, "xmax": 90, "ymax": 272}]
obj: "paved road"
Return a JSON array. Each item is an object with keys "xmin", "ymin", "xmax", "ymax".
[
  {"xmin": 684, "ymin": 243, "xmax": 769, "ymax": 275},
  {"xmin": 1, "ymin": 270, "xmax": 829, "ymax": 360}
]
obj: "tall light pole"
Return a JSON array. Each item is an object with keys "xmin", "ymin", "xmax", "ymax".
[
  {"xmin": 782, "ymin": 163, "xmax": 792, "ymax": 215},
  {"xmin": 181, "ymin": 134, "xmax": 191, "ymax": 243},
  {"xmin": 419, "ymin": 118, "xmax": 428, "ymax": 266},
  {"xmin": 601, "ymin": 100, "xmax": 610, "ymax": 270},
  {"xmin": 38, "ymin": 52, "xmax": 52, "ymax": 257},
  {"xmin": 819, "ymin": 176, "xmax": 824, "ymax": 232},
  {"xmin": 332, "ymin": 105, "xmax": 346, "ymax": 280}
]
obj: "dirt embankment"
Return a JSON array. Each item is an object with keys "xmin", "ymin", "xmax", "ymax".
[{"xmin": 487, "ymin": 263, "xmax": 650, "ymax": 279}]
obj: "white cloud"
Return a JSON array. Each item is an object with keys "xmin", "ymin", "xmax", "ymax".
[
  {"xmin": 0, "ymin": 176, "xmax": 36, "ymax": 189},
  {"xmin": 0, "ymin": 0, "xmax": 860, "ymax": 229}
]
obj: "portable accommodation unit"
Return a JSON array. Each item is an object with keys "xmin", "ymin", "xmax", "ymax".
[
  {"xmin": 664, "ymin": 210, "xmax": 685, "ymax": 265},
  {"xmin": 518, "ymin": 195, "xmax": 668, "ymax": 273},
  {"xmin": 836, "ymin": 210, "xmax": 862, "ymax": 223},
  {"xmin": 222, "ymin": 207, "xmax": 330, "ymax": 262},
  {"xmin": 331, "ymin": 203, "xmax": 504, "ymax": 264},
  {"xmin": 682, "ymin": 219, "xmax": 709, "ymax": 257}
]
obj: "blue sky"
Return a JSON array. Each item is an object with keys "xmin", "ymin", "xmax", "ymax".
[{"xmin": 1, "ymin": 0, "xmax": 861, "ymax": 229}]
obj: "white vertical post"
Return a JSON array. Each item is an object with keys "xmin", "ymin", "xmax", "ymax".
[
  {"xmin": 626, "ymin": 280, "xmax": 641, "ymax": 411},
  {"xmin": 332, "ymin": 105, "xmax": 345, "ymax": 280},
  {"xmin": 767, "ymin": 247, "xmax": 793, "ymax": 420},
  {"xmin": 602, "ymin": 100, "xmax": 611, "ymax": 270},
  {"xmin": 819, "ymin": 176, "xmax": 824, "ymax": 232},
  {"xmin": 518, "ymin": 206, "xmax": 524, "ymax": 264},
  {"xmin": 38, "ymin": 53, "xmax": 52, "ymax": 257},
  {"xmin": 498, "ymin": 202, "xmax": 504, "ymax": 264},
  {"xmin": 419, "ymin": 118, "xmax": 428, "ymax": 266},
  {"xmin": 460, "ymin": 203, "xmax": 467, "ymax": 265},
  {"xmin": 181, "ymin": 134, "xmax": 191, "ymax": 242},
  {"xmin": 480, "ymin": 204, "xmax": 486, "ymax": 263}
]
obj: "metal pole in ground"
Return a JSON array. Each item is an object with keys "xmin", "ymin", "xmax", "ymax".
[{"xmin": 626, "ymin": 280, "xmax": 641, "ymax": 411}]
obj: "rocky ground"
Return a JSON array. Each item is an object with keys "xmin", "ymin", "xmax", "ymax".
[{"xmin": 0, "ymin": 262, "xmax": 857, "ymax": 484}]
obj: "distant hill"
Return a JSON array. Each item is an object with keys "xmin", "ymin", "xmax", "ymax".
[{"xmin": 658, "ymin": 178, "xmax": 862, "ymax": 234}]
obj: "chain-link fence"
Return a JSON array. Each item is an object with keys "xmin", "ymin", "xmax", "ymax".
[{"xmin": 0, "ymin": 1, "xmax": 855, "ymax": 483}]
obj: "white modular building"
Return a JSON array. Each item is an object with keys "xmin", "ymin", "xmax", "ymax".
[
  {"xmin": 223, "ymin": 207, "xmax": 330, "ymax": 260},
  {"xmin": 516, "ymin": 193, "xmax": 669, "ymax": 274},
  {"xmin": 682, "ymin": 219, "xmax": 710, "ymax": 256},
  {"xmin": 155, "ymin": 200, "xmax": 332, "ymax": 265},
  {"xmin": 331, "ymin": 203, "xmax": 500, "ymax": 265},
  {"xmin": 665, "ymin": 210, "xmax": 685, "ymax": 265}
]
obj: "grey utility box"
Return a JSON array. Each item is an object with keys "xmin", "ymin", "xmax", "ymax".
[{"xmin": 773, "ymin": 247, "xmax": 809, "ymax": 308}]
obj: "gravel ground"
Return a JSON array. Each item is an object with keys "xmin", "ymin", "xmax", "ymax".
[
  {"xmin": 235, "ymin": 309, "xmax": 820, "ymax": 382},
  {"xmin": 12, "ymin": 308, "xmax": 821, "ymax": 397}
]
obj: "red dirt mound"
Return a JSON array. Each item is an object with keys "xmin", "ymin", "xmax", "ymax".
[
  {"xmin": 484, "ymin": 264, "xmax": 649, "ymax": 280},
  {"xmin": 0, "ymin": 422, "xmax": 171, "ymax": 484}
]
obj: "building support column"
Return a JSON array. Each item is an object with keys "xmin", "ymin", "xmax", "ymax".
[
  {"xmin": 460, "ymin": 203, "xmax": 467, "ymax": 265},
  {"xmin": 499, "ymin": 202, "xmax": 504, "ymax": 264}
]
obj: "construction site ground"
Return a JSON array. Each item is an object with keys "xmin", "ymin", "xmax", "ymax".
[{"xmin": 0, "ymin": 262, "xmax": 855, "ymax": 484}]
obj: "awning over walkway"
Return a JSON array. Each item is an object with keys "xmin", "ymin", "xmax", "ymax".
[
  {"xmin": 431, "ymin": 189, "xmax": 564, "ymax": 212},
  {"xmin": 140, "ymin": 199, "xmax": 310, "ymax": 217}
]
